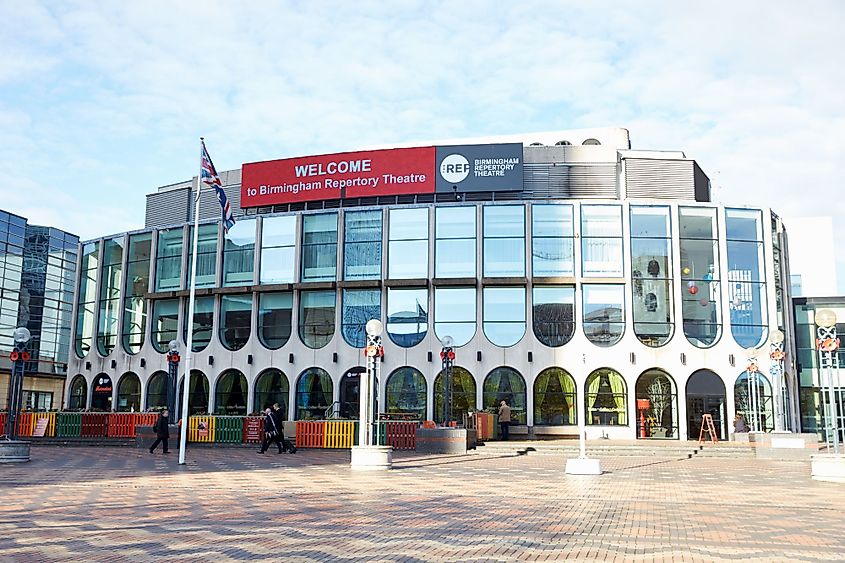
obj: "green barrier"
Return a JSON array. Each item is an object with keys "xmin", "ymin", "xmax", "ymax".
[
  {"xmin": 214, "ymin": 416, "xmax": 243, "ymax": 443},
  {"xmin": 351, "ymin": 421, "xmax": 389, "ymax": 446},
  {"xmin": 56, "ymin": 412, "xmax": 82, "ymax": 437}
]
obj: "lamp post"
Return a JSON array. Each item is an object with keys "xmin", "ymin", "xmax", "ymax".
[
  {"xmin": 744, "ymin": 347, "xmax": 761, "ymax": 433},
  {"xmin": 769, "ymin": 329, "xmax": 786, "ymax": 432},
  {"xmin": 4, "ymin": 327, "xmax": 32, "ymax": 440},
  {"xmin": 360, "ymin": 319, "xmax": 384, "ymax": 447},
  {"xmin": 815, "ymin": 309, "xmax": 840, "ymax": 453},
  {"xmin": 166, "ymin": 340, "xmax": 180, "ymax": 415},
  {"xmin": 439, "ymin": 335, "xmax": 454, "ymax": 426}
]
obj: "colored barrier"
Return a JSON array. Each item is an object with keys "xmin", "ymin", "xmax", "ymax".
[
  {"xmin": 0, "ymin": 413, "xmax": 5, "ymax": 434},
  {"xmin": 243, "ymin": 417, "xmax": 264, "ymax": 443},
  {"xmin": 57, "ymin": 412, "xmax": 82, "ymax": 437},
  {"xmin": 107, "ymin": 413, "xmax": 136, "ymax": 437},
  {"xmin": 16, "ymin": 412, "xmax": 34, "ymax": 437},
  {"xmin": 30, "ymin": 412, "xmax": 56, "ymax": 437},
  {"xmin": 473, "ymin": 412, "xmax": 495, "ymax": 441},
  {"xmin": 215, "ymin": 416, "xmax": 243, "ymax": 443},
  {"xmin": 295, "ymin": 421, "xmax": 324, "ymax": 448},
  {"xmin": 81, "ymin": 413, "xmax": 109, "ymax": 437},
  {"xmin": 384, "ymin": 421, "xmax": 418, "ymax": 450},
  {"xmin": 188, "ymin": 416, "xmax": 216, "ymax": 442},
  {"xmin": 323, "ymin": 420, "xmax": 355, "ymax": 448},
  {"xmin": 134, "ymin": 413, "xmax": 158, "ymax": 430}
]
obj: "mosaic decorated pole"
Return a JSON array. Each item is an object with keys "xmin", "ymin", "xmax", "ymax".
[
  {"xmin": 815, "ymin": 309, "xmax": 840, "ymax": 454},
  {"xmin": 744, "ymin": 349, "xmax": 761, "ymax": 433},
  {"xmin": 769, "ymin": 329, "xmax": 786, "ymax": 432},
  {"xmin": 439, "ymin": 336, "xmax": 455, "ymax": 426}
]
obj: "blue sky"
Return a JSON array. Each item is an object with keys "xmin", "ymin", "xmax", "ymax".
[{"xmin": 1, "ymin": 1, "xmax": 843, "ymax": 283}]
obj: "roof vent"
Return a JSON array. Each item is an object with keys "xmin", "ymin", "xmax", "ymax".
[
  {"xmin": 529, "ymin": 142, "xmax": 544, "ymax": 146},
  {"xmin": 582, "ymin": 138, "xmax": 601, "ymax": 146},
  {"xmin": 554, "ymin": 140, "xmax": 572, "ymax": 146}
]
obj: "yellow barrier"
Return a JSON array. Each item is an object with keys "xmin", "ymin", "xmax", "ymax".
[
  {"xmin": 30, "ymin": 412, "xmax": 56, "ymax": 437},
  {"xmin": 188, "ymin": 416, "xmax": 216, "ymax": 442},
  {"xmin": 323, "ymin": 420, "xmax": 355, "ymax": 448}
]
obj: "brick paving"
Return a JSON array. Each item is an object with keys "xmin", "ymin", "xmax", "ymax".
[{"xmin": 0, "ymin": 446, "xmax": 843, "ymax": 562}]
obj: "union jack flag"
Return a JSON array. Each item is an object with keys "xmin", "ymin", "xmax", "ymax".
[{"xmin": 201, "ymin": 139, "xmax": 236, "ymax": 233}]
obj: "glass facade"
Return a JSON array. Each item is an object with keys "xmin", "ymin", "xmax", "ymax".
[
  {"xmin": 254, "ymin": 368, "xmax": 290, "ymax": 417},
  {"xmin": 299, "ymin": 290, "xmax": 335, "ymax": 349},
  {"xmin": 223, "ymin": 219, "xmax": 255, "ymax": 287},
  {"xmin": 68, "ymin": 375, "xmax": 87, "ymax": 410},
  {"xmin": 214, "ymin": 369, "xmax": 248, "ymax": 415},
  {"xmin": 344, "ymin": 210, "xmax": 382, "ymax": 280},
  {"xmin": 257, "ymin": 292, "xmax": 293, "ymax": 349},
  {"xmin": 295, "ymin": 367, "xmax": 333, "ymax": 420},
  {"xmin": 434, "ymin": 287, "xmax": 476, "ymax": 347},
  {"xmin": 635, "ymin": 369, "xmax": 678, "ymax": 439},
  {"xmin": 146, "ymin": 371, "xmax": 168, "ymax": 410},
  {"xmin": 585, "ymin": 367, "xmax": 627, "ymax": 425},
  {"xmin": 582, "ymin": 284, "xmax": 624, "ymax": 346},
  {"xmin": 122, "ymin": 233, "xmax": 151, "ymax": 354},
  {"xmin": 96, "ymin": 238, "xmax": 123, "ymax": 356},
  {"xmin": 186, "ymin": 223, "xmax": 218, "ymax": 288},
  {"xmin": 220, "ymin": 294, "xmax": 252, "ymax": 351},
  {"xmin": 155, "ymin": 228, "xmax": 182, "ymax": 291},
  {"xmin": 386, "ymin": 287, "xmax": 427, "ymax": 347},
  {"xmin": 679, "ymin": 207, "xmax": 721, "ymax": 347},
  {"xmin": 385, "ymin": 367, "xmax": 426, "ymax": 420},
  {"xmin": 183, "ymin": 295, "xmax": 214, "ymax": 352},
  {"xmin": 726, "ymin": 208, "xmax": 768, "ymax": 348},
  {"xmin": 734, "ymin": 372, "xmax": 774, "ymax": 432},
  {"xmin": 150, "ymin": 299, "xmax": 178, "ymax": 353},
  {"xmin": 388, "ymin": 207, "xmax": 428, "ymax": 279},
  {"xmin": 533, "ymin": 286, "xmax": 575, "ymax": 347},
  {"xmin": 301, "ymin": 213, "xmax": 338, "ymax": 282},
  {"xmin": 74, "ymin": 242, "xmax": 98, "ymax": 358},
  {"xmin": 534, "ymin": 367, "xmax": 576, "ymax": 425},
  {"xmin": 483, "ymin": 205, "xmax": 524, "ymax": 277},
  {"xmin": 581, "ymin": 205, "xmax": 623, "ymax": 277},
  {"xmin": 260, "ymin": 215, "xmax": 296, "ymax": 284},
  {"xmin": 178, "ymin": 370, "xmax": 210, "ymax": 415},
  {"xmin": 630, "ymin": 206, "xmax": 673, "ymax": 347},
  {"xmin": 482, "ymin": 287, "xmax": 525, "ymax": 347},
  {"xmin": 341, "ymin": 289, "xmax": 380, "ymax": 348},
  {"xmin": 434, "ymin": 366, "xmax": 476, "ymax": 423},
  {"xmin": 435, "ymin": 206, "xmax": 475, "ymax": 278},
  {"xmin": 483, "ymin": 367, "xmax": 527, "ymax": 424},
  {"xmin": 116, "ymin": 372, "xmax": 141, "ymax": 412},
  {"xmin": 0, "ymin": 212, "xmax": 25, "ymax": 355},
  {"xmin": 532, "ymin": 204, "xmax": 574, "ymax": 277}
]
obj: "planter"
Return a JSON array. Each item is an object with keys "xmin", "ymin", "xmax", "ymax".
[
  {"xmin": 350, "ymin": 445, "xmax": 393, "ymax": 470},
  {"xmin": 0, "ymin": 440, "xmax": 31, "ymax": 463}
]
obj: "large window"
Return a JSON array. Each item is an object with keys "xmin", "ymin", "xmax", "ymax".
[
  {"xmin": 214, "ymin": 370, "xmax": 248, "ymax": 415},
  {"xmin": 582, "ymin": 284, "xmax": 625, "ymax": 347},
  {"xmin": 385, "ymin": 367, "xmax": 427, "ymax": 420},
  {"xmin": 96, "ymin": 238, "xmax": 122, "ymax": 356},
  {"xmin": 388, "ymin": 207, "xmax": 428, "ymax": 279},
  {"xmin": 581, "ymin": 205, "xmax": 623, "ymax": 277},
  {"xmin": 534, "ymin": 368, "xmax": 576, "ymax": 425},
  {"xmin": 186, "ymin": 223, "xmax": 218, "ymax": 288},
  {"xmin": 726, "ymin": 208, "xmax": 768, "ymax": 348},
  {"xmin": 295, "ymin": 367, "xmax": 333, "ymax": 420},
  {"xmin": 386, "ymin": 287, "xmax": 428, "ymax": 347},
  {"xmin": 734, "ymin": 372, "xmax": 774, "ymax": 433},
  {"xmin": 116, "ymin": 372, "xmax": 141, "ymax": 412},
  {"xmin": 585, "ymin": 368, "xmax": 627, "ymax": 426},
  {"xmin": 146, "ymin": 371, "xmax": 169, "ymax": 410},
  {"xmin": 532, "ymin": 204, "xmax": 574, "ymax": 277},
  {"xmin": 223, "ymin": 219, "xmax": 255, "ymax": 287},
  {"xmin": 68, "ymin": 375, "xmax": 87, "ymax": 410},
  {"xmin": 344, "ymin": 210, "xmax": 382, "ymax": 280},
  {"xmin": 533, "ymin": 286, "xmax": 575, "ymax": 347},
  {"xmin": 299, "ymin": 290, "xmax": 335, "ymax": 349},
  {"xmin": 183, "ymin": 295, "xmax": 214, "ymax": 352},
  {"xmin": 155, "ymin": 228, "xmax": 183, "ymax": 291},
  {"xmin": 482, "ymin": 287, "xmax": 525, "ymax": 347},
  {"xmin": 341, "ymin": 289, "xmax": 381, "ymax": 348},
  {"xmin": 434, "ymin": 366, "xmax": 476, "ymax": 423},
  {"xmin": 254, "ymin": 369, "xmax": 290, "ymax": 417},
  {"xmin": 178, "ymin": 370, "xmax": 210, "ymax": 416},
  {"xmin": 257, "ymin": 292, "xmax": 293, "ymax": 349},
  {"xmin": 220, "ymin": 294, "xmax": 251, "ymax": 351},
  {"xmin": 630, "ymin": 206, "xmax": 673, "ymax": 347},
  {"xmin": 435, "ymin": 206, "xmax": 475, "ymax": 278},
  {"xmin": 679, "ymin": 207, "xmax": 722, "ymax": 347},
  {"xmin": 260, "ymin": 215, "xmax": 296, "ymax": 284},
  {"xmin": 150, "ymin": 299, "xmax": 178, "ymax": 353},
  {"xmin": 483, "ymin": 205, "xmax": 524, "ymax": 277},
  {"xmin": 74, "ymin": 242, "xmax": 98, "ymax": 358},
  {"xmin": 301, "ymin": 213, "xmax": 338, "ymax": 282},
  {"xmin": 434, "ymin": 287, "xmax": 476, "ymax": 347},
  {"xmin": 483, "ymin": 367, "xmax": 526, "ymax": 424},
  {"xmin": 635, "ymin": 369, "xmax": 678, "ymax": 439},
  {"xmin": 122, "ymin": 232, "xmax": 151, "ymax": 354}
]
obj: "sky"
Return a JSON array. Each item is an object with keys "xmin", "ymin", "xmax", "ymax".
[{"xmin": 1, "ymin": 1, "xmax": 843, "ymax": 285}]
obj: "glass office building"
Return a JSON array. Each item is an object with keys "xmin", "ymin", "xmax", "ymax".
[{"xmin": 64, "ymin": 129, "xmax": 798, "ymax": 440}]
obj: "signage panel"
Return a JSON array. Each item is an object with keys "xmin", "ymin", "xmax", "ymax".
[{"xmin": 435, "ymin": 143, "xmax": 524, "ymax": 193}]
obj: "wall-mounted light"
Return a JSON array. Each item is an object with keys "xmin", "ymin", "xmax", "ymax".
[
  {"xmin": 477, "ymin": 351, "xmax": 482, "ymax": 362},
  {"xmin": 208, "ymin": 356, "xmax": 214, "ymax": 366},
  {"xmin": 247, "ymin": 354, "xmax": 253, "ymax": 365},
  {"xmin": 527, "ymin": 351, "xmax": 533, "ymax": 363},
  {"xmin": 289, "ymin": 353, "xmax": 294, "ymax": 364},
  {"xmin": 427, "ymin": 351, "xmax": 432, "ymax": 362}
]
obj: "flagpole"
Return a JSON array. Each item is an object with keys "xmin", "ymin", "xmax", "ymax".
[{"xmin": 178, "ymin": 138, "xmax": 205, "ymax": 465}]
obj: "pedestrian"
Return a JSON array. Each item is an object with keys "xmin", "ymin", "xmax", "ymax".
[
  {"xmin": 498, "ymin": 400, "xmax": 511, "ymax": 441},
  {"xmin": 149, "ymin": 408, "xmax": 170, "ymax": 454},
  {"xmin": 259, "ymin": 407, "xmax": 282, "ymax": 454},
  {"xmin": 272, "ymin": 403, "xmax": 296, "ymax": 454}
]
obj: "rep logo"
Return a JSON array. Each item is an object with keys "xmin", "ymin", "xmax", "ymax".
[{"xmin": 440, "ymin": 154, "xmax": 470, "ymax": 183}]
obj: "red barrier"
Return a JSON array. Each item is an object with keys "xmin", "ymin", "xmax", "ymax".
[
  {"xmin": 81, "ymin": 413, "xmax": 109, "ymax": 437},
  {"xmin": 384, "ymin": 421, "xmax": 418, "ymax": 450},
  {"xmin": 16, "ymin": 412, "xmax": 34, "ymax": 437},
  {"xmin": 107, "ymin": 413, "xmax": 136, "ymax": 437},
  {"xmin": 0, "ymin": 413, "xmax": 6, "ymax": 434},
  {"xmin": 243, "ymin": 417, "xmax": 264, "ymax": 444},
  {"xmin": 295, "ymin": 421, "xmax": 324, "ymax": 448},
  {"xmin": 134, "ymin": 413, "xmax": 158, "ymax": 430}
]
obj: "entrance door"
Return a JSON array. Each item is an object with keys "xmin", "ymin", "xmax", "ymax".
[
  {"xmin": 91, "ymin": 374, "xmax": 113, "ymax": 411},
  {"xmin": 685, "ymin": 370, "xmax": 727, "ymax": 440},
  {"xmin": 340, "ymin": 367, "xmax": 377, "ymax": 419}
]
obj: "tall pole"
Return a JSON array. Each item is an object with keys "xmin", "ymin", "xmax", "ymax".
[
  {"xmin": 815, "ymin": 309, "xmax": 840, "ymax": 454},
  {"xmin": 769, "ymin": 331, "xmax": 785, "ymax": 432},
  {"xmin": 5, "ymin": 328, "xmax": 31, "ymax": 440}
]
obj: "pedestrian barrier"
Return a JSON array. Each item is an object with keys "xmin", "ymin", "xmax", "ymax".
[
  {"xmin": 384, "ymin": 421, "xmax": 418, "ymax": 450},
  {"xmin": 295, "ymin": 420, "xmax": 324, "ymax": 448},
  {"xmin": 473, "ymin": 412, "xmax": 495, "ymax": 441},
  {"xmin": 323, "ymin": 420, "xmax": 355, "ymax": 448},
  {"xmin": 57, "ymin": 412, "xmax": 82, "ymax": 437},
  {"xmin": 0, "ymin": 413, "xmax": 5, "ymax": 434},
  {"xmin": 188, "ymin": 415, "xmax": 216, "ymax": 442},
  {"xmin": 134, "ymin": 413, "xmax": 158, "ymax": 430},
  {"xmin": 215, "ymin": 416, "xmax": 243, "ymax": 443},
  {"xmin": 16, "ymin": 412, "xmax": 33, "ymax": 437},
  {"xmin": 30, "ymin": 412, "xmax": 56, "ymax": 437},
  {"xmin": 81, "ymin": 413, "xmax": 110, "ymax": 437},
  {"xmin": 107, "ymin": 413, "xmax": 136, "ymax": 437},
  {"xmin": 242, "ymin": 416, "xmax": 264, "ymax": 443}
]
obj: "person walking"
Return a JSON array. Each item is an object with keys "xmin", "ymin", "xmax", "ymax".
[
  {"xmin": 149, "ymin": 408, "xmax": 170, "ymax": 454},
  {"xmin": 272, "ymin": 403, "xmax": 296, "ymax": 454},
  {"xmin": 259, "ymin": 408, "xmax": 282, "ymax": 454},
  {"xmin": 498, "ymin": 400, "xmax": 512, "ymax": 441}
]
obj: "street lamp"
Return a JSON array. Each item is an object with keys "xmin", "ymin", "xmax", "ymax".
[
  {"xmin": 360, "ymin": 319, "xmax": 384, "ymax": 447},
  {"xmin": 4, "ymin": 327, "xmax": 32, "ymax": 440},
  {"xmin": 166, "ymin": 340, "xmax": 180, "ymax": 415},
  {"xmin": 439, "ymin": 335, "xmax": 455, "ymax": 426},
  {"xmin": 815, "ymin": 309, "xmax": 840, "ymax": 453},
  {"xmin": 744, "ymin": 347, "xmax": 761, "ymax": 433},
  {"xmin": 769, "ymin": 329, "xmax": 786, "ymax": 432}
]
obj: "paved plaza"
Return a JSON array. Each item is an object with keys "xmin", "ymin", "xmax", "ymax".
[{"xmin": 0, "ymin": 445, "xmax": 843, "ymax": 562}]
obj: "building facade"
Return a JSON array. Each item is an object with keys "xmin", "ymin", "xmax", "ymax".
[{"xmin": 64, "ymin": 129, "xmax": 797, "ymax": 440}]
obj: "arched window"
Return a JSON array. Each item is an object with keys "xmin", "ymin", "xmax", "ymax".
[
  {"xmin": 68, "ymin": 375, "xmax": 87, "ymax": 411},
  {"xmin": 341, "ymin": 289, "xmax": 381, "ymax": 348},
  {"xmin": 434, "ymin": 287, "xmax": 476, "ymax": 347},
  {"xmin": 254, "ymin": 369, "xmax": 290, "ymax": 418},
  {"xmin": 74, "ymin": 242, "xmax": 98, "ymax": 358},
  {"xmin": 257, "ymin": 292, "xmax": 293, "ymax": 349},
  {"xmin": 585, "ymin": 368, "xmax": 627, "ymax": 426},
  {"xmin": 635, "ymin": 369, "xmax": 678, "ymax": 439},
  {"xmin": 734, "ymin": 372, "xmax": 774, "ymax": 432},
  {"xmin": 583, "ymin": 284, "xmax": 625, "ymax": 347},
  {"xmin": 482, "ymin": 287, "xmax": 526, "ymax": 347},
  {"xmin": 214, "ymin": 370, "xmax": 248, "ymax": 415},
  {"xmin": 150, "ymin": 299, "xmax": 178, "ymax": 353},
  {"xmin": 97, "ymin": 237, "xmax": 123, "ymax": 356},
  {"xmin": 387, "ymin": 287, "xmax": 427, "ymax": 347},
  {"xmin": 122, "ymin": 232, "xmax": 151, "ymax": 354},
  {"xmin": 90, "ymin": 374, "xmax": 113, "ymax": 411},
  {"xmin": 685, "ymin": 369, "xmax": 727, "ymax": 440},
  {"xmin": 223, "ymin": 219, "xmax": 255, "ymax": 287},
  {"xmin": 533, "ymin": 286, "xmax": 575, "ymax": 347},
  {"xmin": 183, "ymin": 295, "xmax": 214, "ymax": 352},
  {"xmin": 299, "ymin": 290, "xmax": 335, "ymax": 349},
  {"xmin": 295, "ymin": 368, "xmax": 333, "ymax": 420},
  {"xmin": 220, "ymin": 294, "xmax": 251, "ymax": 351},
  {"xmin": 146, "ymin": 371, "xmax": 169, "ymax": 410},
  {"xmin": 533, "ymin": 367, "xmax": 576, "ymax": 425},
  {"xmin": 483, "ymin": 205, "xmax": 525, "ymax": 277},
  {"xmin": 177, "ymin": 370, "xmax": 210, "ymax": 416},
  {"xmin": 116, "ymin": 372, "xmax": 141, "ymax": 412},
  {"xmin": 385, "ymin": 367, "xmax": 427, "ymax": 420},
  {"xmin": 482, "ymin": 367, "xmax": 526, "ymax": 424},
  {"xmin": 630, "ymin": 206, "xmax": 673, "ymax": 347},
  {"xmin": 726, "ymin": 209, "xmax": 768, "ymax": 348},
  {"xmin": 679, "ymin": 207, "xmax": 722, "ymax": 347},
  {"xmin": 433, "ymin": 367, "xmax": 476, "ymax": 424}
]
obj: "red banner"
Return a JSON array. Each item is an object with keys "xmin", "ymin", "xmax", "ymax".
[{"xmin": 241, "ymin": 147, "xmax": 435, "ymax": 207}]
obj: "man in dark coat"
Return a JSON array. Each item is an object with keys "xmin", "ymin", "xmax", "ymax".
[
  {"xmin": 272, "ymin": 402, "xmax": 296, "ymax": 454},
  {"xmin": 149, "ymin": 408, "xmax": 170, "ymax": 454},
  {"xmin": 259, "ymin": 408, "xmax": 282, "ymax": 454}
]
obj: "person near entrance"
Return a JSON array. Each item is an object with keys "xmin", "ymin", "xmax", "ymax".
[
  {"xmin": 498, "ymin": 400, "xmax": 512, "ymax": 440},
  {"xmin": 272, "ymin": 403, "xmax": 296, "ymax": 454},
  {"xmin": 148, "ymin": 408, "xmax": 170, "ymax": 454}
]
